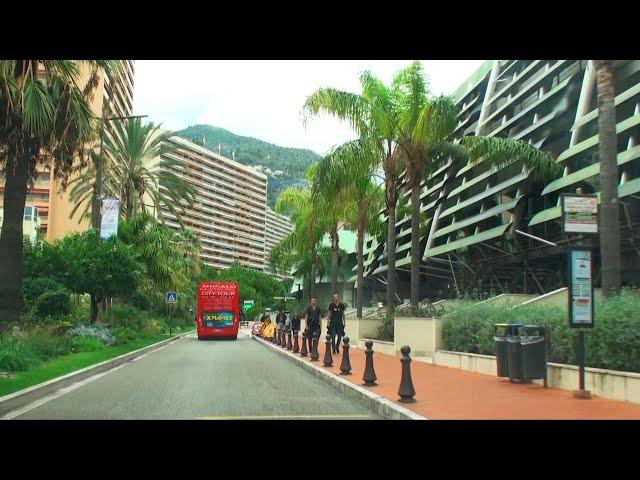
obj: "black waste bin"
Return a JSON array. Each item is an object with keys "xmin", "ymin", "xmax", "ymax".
[
  {"xmin": 494, "ymin": 323, "xmax": 524, "ymax": 377},
  {"xmin": 520, "ymin": 325, "xmax": 547, "ymax": 380},
  {"xmin": 507, "ymin": 333, "xmax": 524, "ymax": 381}
]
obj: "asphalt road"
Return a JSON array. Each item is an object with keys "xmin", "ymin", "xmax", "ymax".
[{"xmin": 11, "ymin": 330, "xmax": 383, "ymax": 420}]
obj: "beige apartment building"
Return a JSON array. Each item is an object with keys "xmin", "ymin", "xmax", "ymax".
[
  {"xmin": 158, "ymin": 136, "xmax": 270, "ymax": 271},
  {"xmin": 265, "ymin": 206, "xmax": 294, "ymax": 280},
  {"xmin": 0, "ymin": 60, "xmax": 136, "ymax": 242}
]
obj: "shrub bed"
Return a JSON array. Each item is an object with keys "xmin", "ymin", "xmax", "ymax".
[{"xmin": 440, "ymin": 289, "xmax": 640, "ymax": 373}]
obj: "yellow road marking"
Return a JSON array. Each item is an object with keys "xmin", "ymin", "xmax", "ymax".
[{"xmin": 196, "ymin": 414, "xmax": 373, "ymax": 420}]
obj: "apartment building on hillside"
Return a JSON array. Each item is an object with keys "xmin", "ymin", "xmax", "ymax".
[{"xmin": 158, "ymin": 136, "xmax": 269, "ymax": 271}]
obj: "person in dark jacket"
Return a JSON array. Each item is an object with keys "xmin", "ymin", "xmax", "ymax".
[
  {"xmin": 327, "ymin": 293, "xmax": 346, "ymax": 353},
  {"xmin": 305, "ymin": 296, "xmax": 323, "ymax": 352},
  {"xmin": 291, "ymin": 312, "xmax": 301, "ymax": 335}
]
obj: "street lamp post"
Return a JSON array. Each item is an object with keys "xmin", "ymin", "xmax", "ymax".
[{"xmin": 92, "ymin": 114, "xmax": 148, "ymax": 230}]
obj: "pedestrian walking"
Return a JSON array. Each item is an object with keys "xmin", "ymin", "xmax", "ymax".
[
  {"xmin": 305, "ymin": 296, "xmax": 323, "ymax": 353},
  {"xmin": 291, "ymin": 312, "xmax": 301, "ymax": 336},
  {"xmin": 276, "ymin": 307, "xmax": 287, "ymax": 335},
  {"xmin": 327, "ymin": 293, "xmax": 346, "ymax": 354}
]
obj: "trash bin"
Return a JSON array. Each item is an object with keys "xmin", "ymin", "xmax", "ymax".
[
  {"xmin": 520, "ymin": 325, "xmax": 547, "ymax": 380},
  {"xmin": 494, "ymin": 323, "xmax": 523, "ymax": 377},
  {"xmin": 507, "ymin": 333, "xmax": 524, "ymax": 381}
]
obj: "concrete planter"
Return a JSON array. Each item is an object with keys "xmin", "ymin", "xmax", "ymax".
[
  {"xmin": 393, "ymin": 316, "xmax": 442, "ymax": 357},
  {"xmin": 433, "ymin": 350, "xmax": 640, "ymax": 405},
  {"xmin": 358, "ymin": 338, "xmax": 396, "ymax": 356}
]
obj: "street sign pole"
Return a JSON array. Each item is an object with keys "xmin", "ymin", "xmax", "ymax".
[{"xmin": 562, "ymin": 190, "xmax": 597, "ymax": 400}]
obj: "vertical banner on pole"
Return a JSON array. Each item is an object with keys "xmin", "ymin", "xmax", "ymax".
[{"xmin": 100, "ymin": 198, "xmax": 120, "ymax": 240}]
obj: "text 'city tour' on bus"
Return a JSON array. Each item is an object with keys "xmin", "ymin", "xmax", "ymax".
[{"xmin": 196, "ymin": 281, "xmax": 240, "ymax": 340}]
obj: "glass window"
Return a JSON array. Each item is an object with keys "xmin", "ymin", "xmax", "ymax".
[{"xmin": 24, "ymin": 206, "xmax": 33, "ymax": 220}]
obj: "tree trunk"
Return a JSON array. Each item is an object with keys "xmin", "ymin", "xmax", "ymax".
[
  {"xmin": 310, "ymin": 249, "xmax": 317, "ymax": 299},
  {"xmin": 330, "ymin": 228, "xmax": 339, "ymax": 298},
  {"xmin": 0, "ymin": 155, "xmax": 31, "ymax": 325},
  {"xmin": 90, "ymin": 293, "xmax": 102, "ymax": 323},
  {"xmin": 595, "ymin": 60, "xmax": 621, "ymax": 298},
  {"xmin": 410, "ymin": 181, "xmax": 421, "ymax": 308},
  {"xmin": 126, "ymin": 188, "xmax": 134, "ymax": 221},
  {"xmin": 385, "ymin": 168, "xmax": 397, "ymax": 310},
  {"xmin": 356, "ymin": 213, "xmax": 365, "ymax": 318}
]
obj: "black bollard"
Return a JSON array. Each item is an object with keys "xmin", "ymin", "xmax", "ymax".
[
  {"xmin": 293, "ymin": 332, "xmax": 299, "ymax": 353},
  {"xmin": 300, "ymin": 331, "xmax": 308, "ymax": 357},
  {"xmin": 398, "ymin": 345, "xmax": 416, "ymax": 403},
  {"xmin": 310, "ymin": 332, "xmax": 320, "ymax": 361},
  {"xmin": 286, "ymin": 330, "xmax": 292, "ymax": 350},
  {"xmin": 323, "ymin": 334, "xmax": 333, "ymax": 367},
  {"xmin": 362, "ymin": 340, "xmax": 377, "ymax": 386},
  {"xmin": 339, "ymin": 337, "xmax": 352, "ymax": 375}
]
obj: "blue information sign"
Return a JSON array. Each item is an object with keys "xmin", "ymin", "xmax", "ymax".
[
  {"xmin": 166, "ymin": 292, "xmax": 178, "ymax": 303},
  {"xmin": 568, "ymin": 249, "xmax": 594, "ymax": 328}
]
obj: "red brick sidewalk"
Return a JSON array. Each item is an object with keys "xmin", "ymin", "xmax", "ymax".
[{"xmin": 292, "ymin": 341, "xmax": 640, "ymax": 419}]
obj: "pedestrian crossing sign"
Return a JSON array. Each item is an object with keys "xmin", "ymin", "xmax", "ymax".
[{"xmin": 166, "ymin": 292, "xmax": 178, "ymax": 303}]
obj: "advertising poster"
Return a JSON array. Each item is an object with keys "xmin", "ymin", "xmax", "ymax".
[
  {"xmin": 100, "ymin": 198, "xmax": 120, "ymax": 240},
  {"xmin": 562, "ymin": 194, "xmax": 598, "ymax": 233},
  {"xmin": 569, "ymin": 249, "xmax": 594, "ymax": 327}
]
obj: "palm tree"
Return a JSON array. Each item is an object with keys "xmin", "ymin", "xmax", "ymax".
[
  {"xmin": 394, "ymin": 61, "xmax": 561, "ymax": 309},
  {"xmin": 273, "ymin": 182, "xmax": 330, "ymax": 300},
  {"xmin": 313, "ymin": 138, "xmax": 384, "ymax": 317},
  {"xmin": 594, "ymin": 60, "xmax": 620, "ymax": 298},
  {"xmin": 304, "ymin": 70, "xmax": 404, "ymax": 312},
  {"xmin": 69, "ymin": 118, "xmax": 196, "ymax": 224},
  {"xmin": 0, "ymin": 60, "xmax": 114, "ymax": 325},
  {"xmin": 309, "ymin": 163, "xmax": 353, "ymax": 299},
  {"xmin": 118, "ymin": 212, "xmax": 201, "ymax": 305},
  {"xmin": 394, "ymin": 62, "xmax": 459, "ymax": 308}
]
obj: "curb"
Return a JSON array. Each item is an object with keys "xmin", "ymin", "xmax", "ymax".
[
  {"xmin": 0, "ymin": 331, "xmax": 193, "ymax": 417},
  {"xmin": 252, "ymin": 335, "xmax": 427, "ymax": 420}
]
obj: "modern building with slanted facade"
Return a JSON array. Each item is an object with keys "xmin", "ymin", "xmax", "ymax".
[{"xmin": 355, "ymin": 60, "xmax": 640, "ymax": 301}]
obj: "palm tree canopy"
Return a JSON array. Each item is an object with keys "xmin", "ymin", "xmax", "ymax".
[
  {"xmin": 68, "ymin": 118, "xmax": 196, "ymax": 224},
  {"xmin": 0, "ymin": 60, "xmax": 116, "ymax": 180}
]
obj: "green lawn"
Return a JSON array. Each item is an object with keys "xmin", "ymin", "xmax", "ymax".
[{"xmin": 0, "ymin": 330, "xmax": 193, "ymax": 398}]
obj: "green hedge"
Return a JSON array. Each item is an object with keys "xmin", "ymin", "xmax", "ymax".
[{"xmin": 440, "ymin": 289, "xmax": 640, "ymax": 373}]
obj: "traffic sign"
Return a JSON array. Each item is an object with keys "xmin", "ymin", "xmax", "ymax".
[
  {"xmin": 243, "ymin": 300, "xmax": 254, "ymax": 313},
  {"xmin": 166, "ymin": 292, "xmax": 178, "ymax": 303}
]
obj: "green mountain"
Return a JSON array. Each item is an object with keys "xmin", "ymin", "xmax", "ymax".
[{"xmin": 174, "ymin": 124, "xmax": 319, "ymax": 207}]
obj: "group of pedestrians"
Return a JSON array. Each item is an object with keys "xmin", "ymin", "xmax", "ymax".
[{"xmin": 259, "ymin": 293, "xmax": 346, "ymax": 354}]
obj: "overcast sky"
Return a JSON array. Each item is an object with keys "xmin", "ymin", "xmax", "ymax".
[{"xmin": 133, "ymin": 60, "xmax": 485, "ymax": 156}]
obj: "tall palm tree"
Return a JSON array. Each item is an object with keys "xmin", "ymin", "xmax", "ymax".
[
  {"xmin": 304, "ymin": 70, "xmax": 404, "ymax": 312},
  {"xmin": 0, "ymin": 60, "xmax": 114, "ymax": 325},
  {"xmin": 394, "ymin": 61, "xmax": 561, "ymax": 309},
  {"xmin": 309, "ymin": 162, "xmax": 353, "ymax": 298},
  {"xmin": 313, "ymin": 138, "xmax": 384, "ymax": 317},
  {"xmin": 594, "ymin": 60, "xmax": 620, "ymax": 298},
  {"xmin": 69, "ymin": 118, "xmax": 196, "ymax": 224},
  {"xmin": 273, "ymin": 183, "xmax": 330, "ymax": 300},
  {"xmin": 395, "ymin": 62, "xmax": 459, "ymax": 307}
]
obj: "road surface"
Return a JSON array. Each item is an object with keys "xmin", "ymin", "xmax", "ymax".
[{"xmin": 8, "ymin": 330, "xmax": 383, "ymax": 420}]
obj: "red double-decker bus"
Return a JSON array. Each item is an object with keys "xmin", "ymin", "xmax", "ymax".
[{"xmin": 196, "ymin": 282, "xmax": 240, "ymax": 340}]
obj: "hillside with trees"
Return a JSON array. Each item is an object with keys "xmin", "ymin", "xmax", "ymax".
[{"xmin": 175, "ymin": 124, "xmax": 319, "ymax": 207}]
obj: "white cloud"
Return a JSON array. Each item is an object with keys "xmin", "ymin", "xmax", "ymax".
[{"xmin": 133, "ymin": 60, "xmax": 486, "ymax": 156}]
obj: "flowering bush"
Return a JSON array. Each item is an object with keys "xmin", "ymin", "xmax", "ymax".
[{"xmin": 67, "ymin": 324, "xmax": 115, "ymax": 346}]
